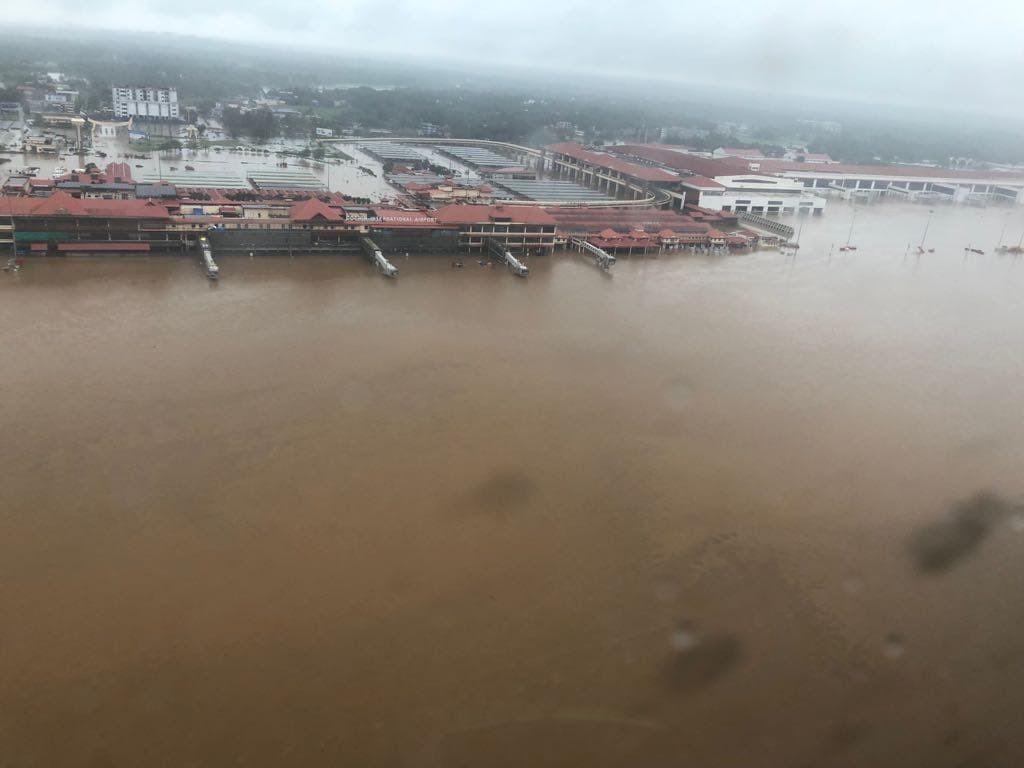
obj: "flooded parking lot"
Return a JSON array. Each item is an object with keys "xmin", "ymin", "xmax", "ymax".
[{"xmin": 2, "ymin": 134, "xmax": 410, "ymax": 201}]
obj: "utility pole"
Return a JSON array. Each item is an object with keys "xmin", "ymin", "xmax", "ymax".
[{"xmin": 920, "ymin": 209, "xmax": 933, "ymax": 248}]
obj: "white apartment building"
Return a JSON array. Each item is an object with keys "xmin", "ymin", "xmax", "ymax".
[{"xmin": 112, "ymin": 86, "xmax": 180, "ymax": 119}]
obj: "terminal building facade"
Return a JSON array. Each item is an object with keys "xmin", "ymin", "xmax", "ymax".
[{"xmin": 112, "ymin": 86, "xmax": 180, "ymax": 120}]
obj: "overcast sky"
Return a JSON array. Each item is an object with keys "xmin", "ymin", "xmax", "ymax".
[{"xmin": 10, "ymin": 0, "xmax": 1024, "ymax": 115}]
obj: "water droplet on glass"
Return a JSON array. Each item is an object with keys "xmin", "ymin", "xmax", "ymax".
[
  {"xmin": 883, "ymin": 633, "xmax": 905, "ymax": 660},
  {"xmin": 670, "ymin": 622, "xmax": 700, "ymax": 652}
]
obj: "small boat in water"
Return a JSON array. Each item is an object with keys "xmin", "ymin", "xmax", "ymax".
[{"xmin": 185, "ymin": 165, "xmax": 195, "ymax": 171}]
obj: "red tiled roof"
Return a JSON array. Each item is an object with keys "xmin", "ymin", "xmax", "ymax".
[
  {"xmin": 637, "ymin": 142, "xmax": 696, "ymax": 153},
  {"xmin": 1, "ymin": 191, "xmax": 169, "ymax": 219},
  {"xmin": 683, "ymin": 204, "xmax": 735, "ymax": 220},
  {"xmin": 105, "ymin": 162, "xmax": 132, "ymax": 181},
  {"xmin": 718, "ymin": 147, "xmax": 765, "ymax": 158},
  {"xmin": 433, "ymin": 204, "xmax": 556, "ymax": 226},
  {"xmin": 545, "ymin": 142, "xmax": 680, "ymax": 183},
  {"xmin": 601, "ymin": 150, "xmax": 1024, "ymax": 183},
  {"xmin": 86, "ymin": 199, "xmax": 169, "ymax": 219},
  {"xmin": 608, "ymin": 144, "xmax": 749, "ymax": 178},
  {"xmin": 755, "ymin": 158, "xmax": 1024, "ymax": 181},
  {"xmin": 0, "ymin": 197, "xmax": 41, "ymax": 215},
  {"xmin": 678, "ymin": 175, "xmax": 725, "ymax": 189},
  {"xmin": 31, "ymin": 190, "xmax": 88, "ymax": 216},
  {"xmin": 289, "ymin": 198, "xmax": 343, "ymax": 222}
]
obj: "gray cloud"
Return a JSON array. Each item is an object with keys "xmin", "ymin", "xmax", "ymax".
[{"xmin": 9, "ymin": 0, "xmax": 1024, "ymax": 115}]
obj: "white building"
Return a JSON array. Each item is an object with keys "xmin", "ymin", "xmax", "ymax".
[
  {"xmin": 43, "ymin": 89, "xmax": 78, "ymax": 113},
  {"xmin": 680, "ymin": 174, "xmax": 827, "ymax": 216},
  {"xmin": 112, "ymin": 86, "xmax": 180, "ymax": 120}
]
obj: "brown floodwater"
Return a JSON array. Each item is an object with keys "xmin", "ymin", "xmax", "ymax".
[{"xmin": 3, "ymin": 201, "xmax": 1024, "ymax": 767}]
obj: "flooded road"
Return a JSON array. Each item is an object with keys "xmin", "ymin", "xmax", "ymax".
[{"xmin": 3, "ymin": 201, "xmax": 1024, "ymax": 766}]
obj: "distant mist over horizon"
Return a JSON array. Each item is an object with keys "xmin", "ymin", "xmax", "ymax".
[{"xmin": 5, "ymin": 0, "xmax": 1024, "ymax": 120}]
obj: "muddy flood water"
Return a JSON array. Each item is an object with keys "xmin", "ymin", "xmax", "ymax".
[{"xmin": 3, "ymin": 201, "xmax": 1024, "ymax": 766}]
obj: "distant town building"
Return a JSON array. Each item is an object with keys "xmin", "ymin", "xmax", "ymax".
[
  {"xmin": 112, "ymin": 86, "xmax": 180, "ymax": 120},
  {"xmin": 22, "ymin": 135, "xmax": 61, "ymax": 154},
  {"xmin": 0, "ymin": 102, "xmax": 23, "ymax": 121},
  {"xmin": 42, "ymin": 89, "xmax": 79, "ymax": 114}
]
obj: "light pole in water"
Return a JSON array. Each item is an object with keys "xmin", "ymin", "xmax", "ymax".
[
  {"xmin": 997, "ymin": 211, "xmax": 1010, "ymax": 249},
  {"xmin": 920, "ymin": 209, "xmax": 934, "ymax": 248}
]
